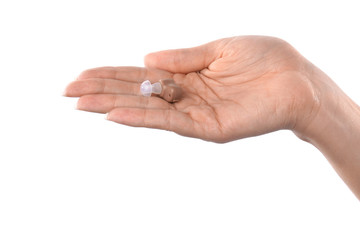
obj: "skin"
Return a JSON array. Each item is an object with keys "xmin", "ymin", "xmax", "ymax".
[{"xmin": 64, "ymin": 36, "xmax": 360, "ymax": 200}]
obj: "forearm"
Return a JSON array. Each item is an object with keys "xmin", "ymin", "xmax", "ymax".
[{"xmin": 299, "ymin": 72, "xmax": 360, "ymax": 200}]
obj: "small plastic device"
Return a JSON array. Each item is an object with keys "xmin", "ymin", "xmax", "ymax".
[{"xmin": 140, "ymin": 79, "xmax": 183, "ymax": 103}]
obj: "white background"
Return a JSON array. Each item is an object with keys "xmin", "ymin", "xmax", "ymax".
[{"xmin": 0, "ymin": 0, "xmax": 359, "ymax": 239}]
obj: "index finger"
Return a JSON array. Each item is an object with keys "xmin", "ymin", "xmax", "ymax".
[{"xmin": 77, "ymin": 66, "xmax": 173, "ymax": 83}]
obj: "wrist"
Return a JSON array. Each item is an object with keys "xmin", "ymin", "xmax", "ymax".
[
  {"xmin": 293, "ymin": 68, "xmax": 360, "ymax": 199},
  {"xmin": 294, "ymin": 69, "xmax": 360, "ymax": 156}
]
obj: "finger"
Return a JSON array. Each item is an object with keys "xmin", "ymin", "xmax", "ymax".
[
  {"xmin": 77, "ymin": 66, "xmax": 147, "ymax": 82},
  {"xmin": 144, "ymin": 38, "xmax": 226, "ymax": 74},
  {"xmin": 77, "ymin": 94, "xmax": 170, "ymax": 113},
  {"xmin": 77, "ymin": 66, "xmax": 173, "ymax": 82},
  {"xmin": 64, "ymin": 78, "xmax": 140, "ymax": 97},
  {"xmin": 106, "ymin": 107, "xmax": 196, "ymax": 138}
]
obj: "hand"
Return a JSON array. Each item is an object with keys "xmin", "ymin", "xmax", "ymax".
[
  {"xmin": 64, "ymin": 36, "xmax": 360, "ymax": 199},
  {"xmin": 64, "ymin": 36, "xmax": 320, "ymax": 143}
]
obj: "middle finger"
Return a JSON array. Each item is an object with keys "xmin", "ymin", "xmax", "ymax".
[{"xmin": 65, "ymin": 78, "xmax": 140, "ymax": 97}]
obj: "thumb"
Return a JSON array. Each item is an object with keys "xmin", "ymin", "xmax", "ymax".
[{"xmin": 144, "ymin": 39, "xmax": 222, "ymax": 74}]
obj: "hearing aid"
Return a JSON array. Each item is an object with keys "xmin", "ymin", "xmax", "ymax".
[{"xmin": 140, "ymin": 79, "xmax": 183, "ymax": 103}]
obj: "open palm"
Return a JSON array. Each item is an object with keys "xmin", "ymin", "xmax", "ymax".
[{"xmin": 64, "ymin": 36, "xmax": 319, "ymax": 143}]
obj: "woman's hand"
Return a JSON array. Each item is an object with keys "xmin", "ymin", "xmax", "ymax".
[{"xmin": 64, "ymin": 36, "xmax": 320, "ymax": 143}]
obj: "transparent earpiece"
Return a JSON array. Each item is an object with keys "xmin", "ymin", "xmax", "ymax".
[{"xmin": 140, "ymin": 80, "xmax": 162, "ymax": 97}]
